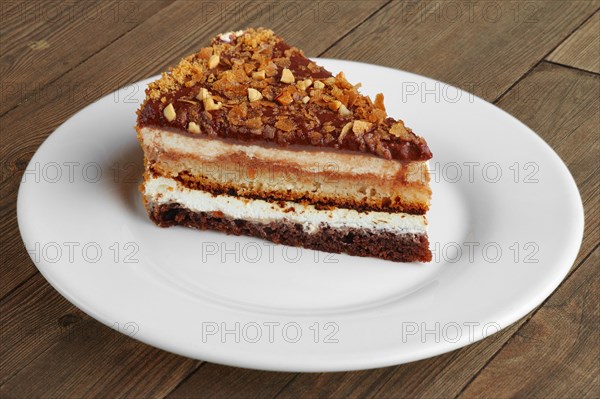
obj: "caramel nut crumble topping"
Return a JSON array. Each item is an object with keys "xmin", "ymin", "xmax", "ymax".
[
  {"xmin": 163, "ymin": 103, "xmax": 176, "ymax": 121},
  {"xmin": 248, "ymin": 88, "xmax": 263, "ymax": 102},
  {"xmin": 188, "ymin": 121, "xmax": 201, "ymax": 133},
  {"xmin": 208, "ymin": 54, "xmax": 220, "ymax": 69},
  {"xmin": 137, "ymin": 28, "xmax": 432, "ymax": 161},
  {"xmin": 352, "ymin": 120, "xmax": 372, "ymax": 135},
  {"xmin": 338, "ymin": 104, "xmax": 351, "ymax": 116},
  {"xmin": 252, "ymin": 70, "xmax": 266, "ymax": 80},
  {"xmin": 280, "ymin": 68, "xmax": 295, "ymax": 84}
]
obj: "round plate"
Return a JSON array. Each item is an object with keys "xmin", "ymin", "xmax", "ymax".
[{"xmin": 17, "ymin": 59, "xmax": 584, "ymax": 372}]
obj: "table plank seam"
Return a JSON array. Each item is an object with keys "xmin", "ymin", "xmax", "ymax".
[
  {"xmin": 544, "ymin": 59, "xmax": 600, "ymax": 77},
  {"xmin": 550, "ymin": 4, "xmax": 600, "ymax": 52},
  {"xmin": 493, "ymin": 5, "xmax": 600, "ymax": 105},
  {"xmin": 316, "ymin": 0, "xmax": 394, "ymax": 59},
  {"xmin": 453, "ymin": 242, "xmax": 600, "ymax": 399},
  {"xmin": 271, "ymin": 373, "xmax": 300, "ymax": 399},
  {"xmin": 0, "ymin": 0, "xmax": 175, "ymax": 120},
  {"xmin": 0, "ymin": 270, "xmax": 36, "ymax": 303},
  {"xmin": 367, "ymin": 369, "xmax": 406, "ymax": 399},
  {"xmin": 162, "ymin": 360, "xmax": 205, "ymax": 398},
  {"xmin": 493, "ymin": 61, "xmax": 540, "ymax": 105}
]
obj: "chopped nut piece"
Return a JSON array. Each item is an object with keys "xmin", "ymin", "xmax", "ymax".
[
  {"xmin": 297, "ymin": 79, "xmax": 312, "ymax": 90},
  {"xmin": 246, "ymin": 117, "xmax": 263, "ymax": 130},
  {"xmin": 302, "ymin": 96, "xmax": 310, "ymax": 103},
  {"xmin": 322, "ymin": 123, "xmax": 335, "ymax": 133},
  {"xmin": 328, "ymin": 100, "xmax": 342, "ymax": 111},
  {"xmin": 177, "ymin": 98, "xmax": 198, "ymax": 105},
  {"xmin": 196, "ymin": 87, "xmax": 210, "ymax": 101},
  {"xmin": 195, "ymin": 87, "xmax": 222, "ymax": 111},
  {"xmin": 197, "ymin": 47, "xmax": 213, "ymax": 59},
  {"xmin": 374, "ymin": 93, "xmax": 386, "ymax": 111},
  {"xmin": 389, "ymin": 121, "xmax": 411, "ymax": 139},
  {"xmin": 352, "ymin": 120, "xmax": 372, "ymax": 135},
  {"xmin": 339, "ymin": 121, "xmax": 353, "ymax": 143},
  {"xmin": 188, "ymin": 121, "xmax": 201, "ymax": 133},
  {"xmin": 275, "ymin": 117, "xmax": 295, "ymax": 132},
  {"xmin": 163, "ymin": 103, "xmax": 176, "ymax": 121},
  {"xmin": 208, "ymin": 54, "xmax": 220, "ymax": 69},
  {"xmin": 252, "ymin": 70, "xmax": 266, "ymax": 80},
  {"xmin": 280, "ymin": 68, "xmax": 295, "ymax": 83},
  {"xmin": 313, "ymin": 80, "xmax": 325, "ymax": 89},
  {"xmin": 338, "ymin": 104, "xmax": 351, "ymax": 116},
  {"xmin": 275, "ymin": 91, "xmax": 293, "ymax": 105},
  {"xmin": 247, "ymin": 87, "xmax": 263, "ymax": 102},
  {"xmin": 204, "ymin": 97, "xmax": 223, "ymax": 111}
]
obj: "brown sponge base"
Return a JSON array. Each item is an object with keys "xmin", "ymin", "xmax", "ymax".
[{"xmin": 148, "ymin": 202, "xmax": 432, "ymax": 263}]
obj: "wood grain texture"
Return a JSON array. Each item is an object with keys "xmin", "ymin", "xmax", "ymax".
[
  {"xmin": 459, "ymin": 247, "xmax": 599, "ymax": 399},
  {"xmin": 0, "ymin": 0, "xmax": 173, "ymax": 115},
  {"xmin": 273, "ymin": 367, "xmax": 397, "ymax": 399},
  {"xmin": 548, "ymin": 10, "xmax": 600, "ymax": 73},
  {"xmin": 0, "ymin": 0, "xmax": 389, "ymax": 394},
  {"xmin": 167, "ymin": 364, "xmax": 295, "ymax": 399},
  {"xmin": 1, "ymin": 1, "xmax": 599, "ymax": 398},
  {"xmin": 0, "ymin": 275, "xmax": 199, "ymax": 398},
  {"xmin": 0, "ymin": 0, "xmax": 388, "ymax": 297},
  {"xmin": 322, "ymin": 0, "xmax": 599, "ymax": 102}
]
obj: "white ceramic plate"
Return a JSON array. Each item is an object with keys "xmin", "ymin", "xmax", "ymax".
[{"xmin": 18, "ymin": 59, "xmax": 584, "ymax": 372}]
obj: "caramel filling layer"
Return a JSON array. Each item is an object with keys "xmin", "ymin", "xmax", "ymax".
[{"xmin": 139, "ymin": 127, "xmax": 431, "ymax": 214}]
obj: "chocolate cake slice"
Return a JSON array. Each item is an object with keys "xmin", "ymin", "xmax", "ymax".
[{"xmin": 136, "ymin": 28, "xmax": 433, "ymax": 262}]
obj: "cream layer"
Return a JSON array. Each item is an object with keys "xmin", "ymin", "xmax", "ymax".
[
  {"xmin": 139, "ymin": 127, "xmax": 429, "ymax": 183},
  {"xmin": 144, "ymin": 176, "xmax": 428, "ymax": 234}
]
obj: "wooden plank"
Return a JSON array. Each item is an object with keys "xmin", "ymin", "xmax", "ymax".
[
  {"xmin": 2, "ymin": 2, "xmax": 597, "ymax": 397},
  {"xmin": 0, "ymin": 0, "xmax": 388, "ymax": 297},
  {"xmin": 167, "ymin": 364, "xmax": 295, "ymax": 399},
  {"xmin": 272, "ymin": 366, "xmax": 415, "ymax": 398},
  {"xmin": 496, "ymin": 63, "xmax": 599, "ymax": 262},
  {"xmin": 0, "ymin": 274, "xmax": 199, "ymax": 397},
  {"xmin": 458, "ymin": 246, "xmax": 599, "ymax": 399},
  {"xmin": 548, "ymin": 11, "xmax": 600, "ymax": 73},
  {"xmin": 322, "ymin": 0, "xmax": 599, "ymax": 102},
  {"xmin": 274, "ymin": 327, "xmax": 524, "ymax": 399},
  {"xmin": 273, "ymin": 62, "xmax": 600, "ymax": 399},
  {"xmin": 0, "ymin": 273, "xmax": 77, "ymax": 386},
  {"xmin": 0, "ymin": 0, "xmax": 390, "ymax": 395},
  {"xmin": 0, "ymin": 0, "xmax": 173, "ymax": 115}
]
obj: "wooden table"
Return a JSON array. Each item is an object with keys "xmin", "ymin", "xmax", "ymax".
[{"xmin": 1, "ymin": 1, "xmax": 598, "ymax": 397}]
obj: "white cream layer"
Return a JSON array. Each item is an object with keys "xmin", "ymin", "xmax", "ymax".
[{"xmin": 145, "ymin": 176, "xmax": 427, "ymax": 234}]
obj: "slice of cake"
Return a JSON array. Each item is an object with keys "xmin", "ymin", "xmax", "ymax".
[{"xmin": 136, "ymin": 28, "xmax": 433, "ymax": 262}]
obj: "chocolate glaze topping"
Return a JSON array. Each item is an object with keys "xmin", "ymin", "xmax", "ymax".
[{"xmin": 137, "ymin": 28, "xmax": 432, "ymax": 161}]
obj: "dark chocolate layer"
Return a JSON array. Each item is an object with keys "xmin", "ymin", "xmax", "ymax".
[{"xmin": 148, "ymin": 202, "xmax": 432, "ymax": 263}]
